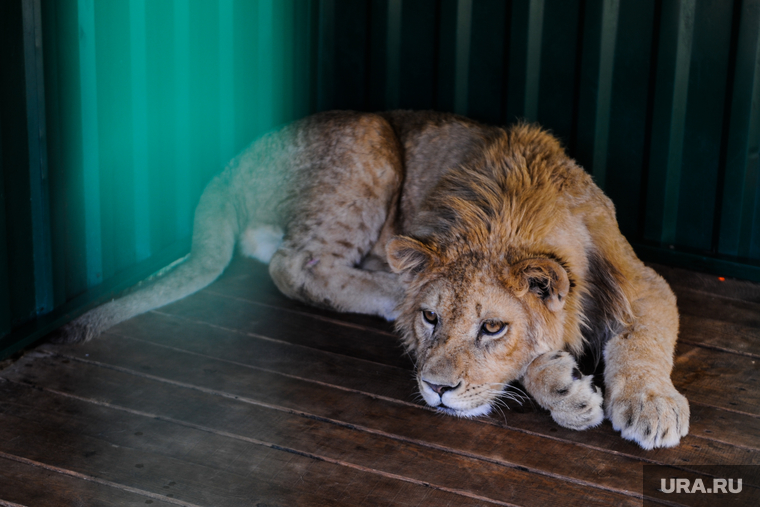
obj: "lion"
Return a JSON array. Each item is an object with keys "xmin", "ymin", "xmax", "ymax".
[{"xmin": 54, "ymin": 110, "xmax": 689, "ymax": 450}]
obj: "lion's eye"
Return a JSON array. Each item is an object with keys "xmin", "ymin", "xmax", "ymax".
[
  {"xmin": 481, "ymin": 320, "xmax": 507, "ymax": 336},
  {"xmin": 422, "ymin": 310, "xmax": 438, "ymax": 325}
]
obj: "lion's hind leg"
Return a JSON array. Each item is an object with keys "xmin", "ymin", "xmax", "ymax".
[
  {"xmin": 268, "ymin": 113, "xmax": 404, "ymax": 320},
  {"xmin": 269, "ymin": 242, "xmax": 402, "ymax": 320},
  {"xmin": 522, "ymin": 350, "xmax": 604, "ymax": 431}
]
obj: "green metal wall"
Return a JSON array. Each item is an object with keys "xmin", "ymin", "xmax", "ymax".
[
  {"xmin": 1, "ymin": 0, "xmax": 315, "ymax": 358},
  {"xmin": 312, "ymin": 0, "xmax": 760, "ymax": 280},
  {"xmin": 1, "ymin": 0, "xmax": 759, "ymax": 358}
]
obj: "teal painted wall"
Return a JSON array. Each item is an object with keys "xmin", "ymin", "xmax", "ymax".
[
  {"xmin": 1, "ymin": 0, "xmax": 315, "ymax": 358},
  {"xmin": 1, "ymin": 0, "xmax": 759, "ymax": 358}
]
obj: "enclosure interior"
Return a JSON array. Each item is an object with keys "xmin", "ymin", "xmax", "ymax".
[{"xmin": 1, "ymin": 1, "xmax": 760, "ymax": 505}]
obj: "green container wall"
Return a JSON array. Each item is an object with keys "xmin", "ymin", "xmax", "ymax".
[
  {"xmin": 311, "ymin": 0, "xmax": 760, "ymax": 278},
  {"xmin": 1, "ymin": 0, "xmax": 759, "ymax": 358},
  {"xmin": 1, "ymin": 0, "xmax": 315, "ymax": 358}
]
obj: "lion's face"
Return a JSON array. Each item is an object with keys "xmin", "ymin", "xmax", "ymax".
[
  {"xmin": 409, "ymin": 273, "xmax": 538, "ymax": 416},
  {"xmin": 387, "ymin": 237, "xmax": 571, "ymax": 418}
]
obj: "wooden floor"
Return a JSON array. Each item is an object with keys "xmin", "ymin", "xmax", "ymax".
[{"xmin": 1, "ymin": 257, "xmax": 759, "ymax": 506}]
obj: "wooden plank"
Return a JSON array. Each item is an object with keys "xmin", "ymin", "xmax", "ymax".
[
  {"xmin": 674, "ymin": 288, "xmax": 760, "ymax": 329},
  {"xmin": 152, "ymin": 256, "xmax": 760, "ymax": 418},
  {"xmin": 673, "ymin": 343, "xmax": 760, "ymax": 417},
  {"xmin": 649, "ymin": 261, "xmax": 760, "ymax": 328},
  {"xmin": 157, "ymin": 290, "xmax": 409, "ymax": 369},
  {"xmin": 209, "ymin": 257, "xmax": 396, "ymax": 333},
  {"xmin": 0, "ymin": 378, "xmax": 487, "ymax": 507},
  {"xmin": 679, "ymin": 314, "xmax": 760, "ymax": 358},
  {"xmin": 214, "ymin": 258, "xmax": 759, "ymax": 339},
  {"xmin": 0, "ymin": 454, "xmax": 183, "ymax": 507},
  {"xmin": 635, "ymin": 242, "xmax": 760, "ymax": 284},
  {"xmin": 0, "ymin": 385, "xmax": 532, "ymax": 505},
  {"xmin": 1, "ymin": 353, "xmax": 642, "ymax": 507},
  {"xmin": 161, "ymin": 277, "xmax": 760, "ymax": 418},
  {"xmin": 129, "ymin": 310, "xmax": 415, "ymax": 403},
  {"xmin": 6, "ymin": 254, "xmax": 756, "ymax": 504},
  {"xmin": 650, "ymin": 262, "xmax": 760, "ymax": 304},
  {"xmin": 98, "ymin": 309, "xmax": 760, "ymax": 456},
  {"xmin": 212, "ymin": 259, "xmax": 760, "ymax": 359},
  {"xmin": 689, "ymin": 403, "xmax": 760, "ymax": 451},
  {"xmin": 35, "ymin": 323, "xmax": 760, "ymax": 485},
  {"xmin": 650, "ymin": 264, "xmax": 760, "ymax": 359}
]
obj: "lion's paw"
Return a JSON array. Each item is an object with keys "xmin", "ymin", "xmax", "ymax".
[
  {"xmin": 523, "ymin": 351, "xmax": 604, "ymax": 431},
  {"xmin": 606, "ymin": 386, "xmax": 689, "ymax": 450}
]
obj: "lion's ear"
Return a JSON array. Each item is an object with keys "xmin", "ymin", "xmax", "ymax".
[
  {"xmin": 510, "ymin": 258, "xmax": 570, "ymax": 312},
  {"xmin": 386, "ymin": 236, "xmax": 437, "ymax": 280}
]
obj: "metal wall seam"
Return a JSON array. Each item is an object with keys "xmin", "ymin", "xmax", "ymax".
[
  {"xmin": 385, "ymin": 0, "xmax": 402, "ymax": 109},
  {"xmin": 719, "ymin": 0, "xmax": 760, "ymax": 258},
  {"xmin": 0, "ymin": 114, "xmax": 10, "ymax": 336},
  {"xmin": 317, "ymin": 0, "xmax": 335, "ymax": 112},
  {"xmin": 22, "ymin": 0, "xmax": 54, "ymax": 314},
  {"xmin": 77, "ymin": 0, "xmax": 103, "ymax": 289},
  {"xmin": 523, "ymin": 0, "xmax": 544, "ymax": 122},
  {"xmin": 591, "ymin": 0, "xmax": 620, "ymax": 190},
  {"xmin": 256, "ymin": 0, "xmax": 276, "ymax": 132},
  {"xmin": 453, "ymin": 0, "xmax": 472, "ymax": 116},
  {"xmin": 174, "ymin": 0, "xmax": 192, "ymax": 239},
  {"xmin": 738, "ymin": 19, "xmax": 760, "ymax": 259},
  {"xmin": 130, "ymin": 0, "xmax": 151, "ymax": 263},
  {"xmin": 219, "ymin": 0, "xmax": 235, "ymax": 166},
  {"xmin": 659, "ymin": 0, "xmax": 695, "ymax": 246}
]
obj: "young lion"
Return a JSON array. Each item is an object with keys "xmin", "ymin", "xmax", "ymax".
[{"xmin": 56, "ymin": 110, "xmax": 689, "ymax": 450}]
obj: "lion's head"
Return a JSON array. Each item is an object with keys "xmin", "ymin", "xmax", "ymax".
[{"xmin": 387, "ymin": 236, "xmax": 575, "ymax": 417}]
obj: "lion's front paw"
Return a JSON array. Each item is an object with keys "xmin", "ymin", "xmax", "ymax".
[
  {"xmin": 606, "ymin": 386, "xmax": 689, "ymax": 450},
  {"xmin": 550, "ymin": 376, "xmax": 604, "ymax": 431},
  {"xmin": 523, "ymin": 351, "xmax": 604, "ymax": 431}
]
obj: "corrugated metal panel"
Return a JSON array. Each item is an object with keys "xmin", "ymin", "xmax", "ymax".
[
  {"xmin": 2, "ymin": 0, "xmax": 759, "ymax": 358},
  {"xmin": 314, "ymin": 0, "xmax": 760, "ymax": 278},
  {"xmin": 1, "ymin": 0, "xmax": 314, "ymax": 358},
  {"xmin": 1, "ymin": 0, "xmax": 55, "ymax": 340}
]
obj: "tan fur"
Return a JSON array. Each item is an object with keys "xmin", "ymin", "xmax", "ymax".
[{"xmin": 55, "ymin": 110, "xmax": 688, "ymax": 449}]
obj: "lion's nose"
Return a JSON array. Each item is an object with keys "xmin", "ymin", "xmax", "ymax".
[{"xmin": 424, "ymin": 380, "xmax": 461, "ymax": 396}]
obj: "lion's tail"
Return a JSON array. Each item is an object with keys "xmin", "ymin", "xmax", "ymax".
[{"xmin": 52, "ymin": 174, "xmax": 240, "ymax": 343}]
